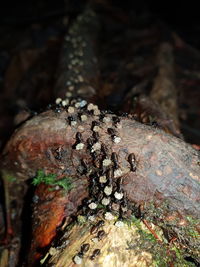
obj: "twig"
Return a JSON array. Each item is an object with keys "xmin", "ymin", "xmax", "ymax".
[{"xmin": 142, "ymin": 219, "xmax": 163, "ymax": 244}]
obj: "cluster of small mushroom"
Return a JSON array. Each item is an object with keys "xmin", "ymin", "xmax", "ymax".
[
  {"xmin": 73, "ymin": 216, "xmax": 126, "ymax": 265},
  {"xmin": 57, "ymin": 8, "xmax": 98, "ymax": 103},
  {"xmin": 73, "ymin": 220, "xmax": 105, "ymax": 264},
  {"xmin": 52, "ymin": 98, "xmax": 137, "ymax": 263},
  {"xmin": 53, "ymin": 96, "xmax": 137, "ymax": 193}
]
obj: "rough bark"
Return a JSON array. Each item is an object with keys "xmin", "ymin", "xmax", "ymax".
[
  {"xmin": 150, "ymin": 42, "xmax": 180, "ymax": 135},
  {"xmin": 1, "ymin": 106, "xmax": 200, "ymax": 265},
  {"xmin": 54, "ymin": 7, "xmax": 100, "ymax": 101}
]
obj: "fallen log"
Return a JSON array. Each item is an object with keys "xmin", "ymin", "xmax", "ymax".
[
  {"xmin": 1, "ymin": 101, "xmax": 200, "ymax": 265},
  {"xmin": 54, "ymin": 7, "xmax": 100, "ymax": 102}
]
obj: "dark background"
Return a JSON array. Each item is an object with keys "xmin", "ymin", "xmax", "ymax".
[
  {"xmin": 0, "ymin": 0, "xmax": 200, "ymax": 148},
  {"xmin": 1, "ymin": 1, "xmax": 200, "ymax": 49}
]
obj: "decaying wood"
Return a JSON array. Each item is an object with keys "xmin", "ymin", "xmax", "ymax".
[
  {"xmin": 54, "ymin": 7, "xmax": 100, "ymax": 101},
  {"xmin": 1, "ymin": 2, "xmax": 200, "ymax": 267},
  {"xmin": 2, "ymin": 110, "xmax": 200, "ymax": 215},
  {"xmin": 46, "ymin": 218, "xmax": 166, "ymax": 266},
  {"xmin": 150, "ymin": 42, "xmax": 180, "ymax": 135},
  {"xmin": 1, "ymin": 107, "xmax": 200, "ymax": 266}
]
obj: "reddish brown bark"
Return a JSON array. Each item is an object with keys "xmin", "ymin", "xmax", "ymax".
[
  {"xmin": 30, "ymin": 181, "xmax": 88, "ymax": 261},
  {"xmin": 1, "ymin": 107, "xmax": 200, "ymax": 264},
  {"xmin": 3, "ymin": 109, "xmax": 199, "ymax": 215}
]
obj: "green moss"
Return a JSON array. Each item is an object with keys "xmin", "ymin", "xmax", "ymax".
[
  {"xmin": 32, "ymin": 170, "xmax": 73, "ymax": 191},
  {"xmin": 186, "ymin": 216, "xmax": 199, "ymax": 225},
  {"xmin": 125, "ymin": 214, "xmax": 196, "ymax": 267},
  {"xmin": 122, "ymin": 215, "xmax": 139, "ymax": 228},
  {"xmin": 32, "ymin": 170, "xmax": 56, "ymax": 185},
  {"xmin": 77, "ymin": 215, "xmax": 87, "ymax": 225},
  {"xmin": 6, "ymin": 174, "xmax": 17, "ymax": 182},
  {"xmin": 97, "ymin": 203, "xmax": 107, "ymax": 210},
  {"xmin": 130, "ymin": 215, "xmax": 143, "ymax": 228},
  {"xmin": 2, "ymin": 172, "xmax": 17, "ymax": 182},
  {"xmin": 54, "ymin": 178, "xmax": 73, "ymax": 191},
  {"xmin": 142, "ymin": 200, "xmax": 200, "ymax": 262},
  {"xmin": 184, "ymin": 216, "xmax": 200, "ymax": 244}
]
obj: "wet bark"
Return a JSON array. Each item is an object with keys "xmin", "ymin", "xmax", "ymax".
[
  {"xmin": 54, "ymin": 8, "xmax": 100, "ymax": 101},
  {"xmin": 1, "ymin": 107, "xmax": 200, "ymax": 266}
]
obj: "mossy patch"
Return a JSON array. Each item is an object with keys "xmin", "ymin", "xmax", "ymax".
[
  {"xmin": 2, "ymin": 172, "xmax": 17, "ymax": 182},
  {"xmin": 32, "ymin": 170, "xmax": 73, "ymax": 191},
  {"xmin": 145, "ymin": 201, "xmax": 200, "ymax": 260},
  {"xmin": 77, "ymin": 215, "xmax": 87, "ymax": 225},
  {"xmin": 125, "ymin": 215, "xmax": 196, "ymax": 267}
]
